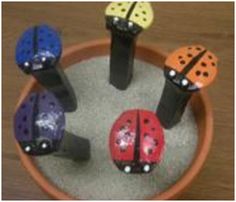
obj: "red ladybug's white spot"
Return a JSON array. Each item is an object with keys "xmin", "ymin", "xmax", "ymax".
[{"xmin": 116, "ymin": 127, "xmax": 135, "ymax": 151}]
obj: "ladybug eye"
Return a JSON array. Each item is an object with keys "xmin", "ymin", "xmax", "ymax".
[
  {"xmin": 24, "ymin": 145, "xmax": 31, "ymax": 152},
  {"xmin": 124, "ymin": 165, "xmax": 131, "ymax": 173},
  {"xmin": 181, "ymin": 78, "xmax": 189, "ymax": 87},
  {"xmin": 143, "ymin": 164, "xmax": 151, "ymax": 173},
  {"xmin": 24, "ymin": 61, "xmax": 30, "ymax": 67},
  {"xmin": 113, "ymin": 17, "xmax": 119, "ymax": 24},
  {"xmin": 169, "ymin": 70, "xmax": 176, "ymax": 78},
  {"xmin": 128, "ymin": 21, "xmax": 133, "ymax": 28},
  {"xmin": 41, "ymin": 57, "xmax": 47, "ymax": 62},
  {"xmin": 41, "ymin": 142, "xmax": 48, "ymax": 149}
]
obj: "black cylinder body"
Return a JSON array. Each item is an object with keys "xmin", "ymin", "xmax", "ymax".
[
  {"xmin": 156, "ymin": 80, "xmax": 192, "ymax": 129},
  {"xmin": 109, "ymin": 32, "xmax": 136, "ymax": 90},
  {"xmin": 32, "ymin": 66, "xmax": 77, "ymax": 112},
  {"xmin": 54, "ymin": 132, "xmax": 90, "ymax": 161}
]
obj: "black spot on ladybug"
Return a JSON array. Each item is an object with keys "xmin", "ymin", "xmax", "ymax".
[
  {"xmin": 21, "ymin": 104, "xmax": 26, "ymax": 109},
  {"xmin": 180, "ymin": 60, "xmax": 185, "ymax": 65},
  {"xmin": 154, "ymin": 139, "xmax": 158, "ymax": 146},
  {"xmin": 125, "ymin": 132, "xmax": 131, "ymax": 137},
  {"xmin": 39, "ymin": 38, "xmax": 43, "ymax": 42},
  {"xmin": 118, "ymin": 3, "xmax": 122, "ymax": 6},
  {"xmin": 212, "ymin": 62, "xmax": 216, "ymax": 66},
  {"xmin": 196, "ymin": 71, "xmax": 201, "ymax": 76},
  {"xmin": 151, "ymin": 128, "xmax": 155, "ymax": 131},
  {"xmin": 30, "ymin": 96, "xmax": 34, "ymax": 102},
  {"xmin": 178, "ymin": 56, "xmax": 183, "ymax": 59},
  {"xmin": 43, "ymin": 127, "xmax": 49, "ymax": 131},
  {"xmin": 196, "ymin": 47, "xmax": 202, "ymax": 51},
  {"xmin": 142, "ymin": 11, "xmax": 146, "ymax": 15},
  {"xmin": 24, "ymin": 128, "xmax": 29, "ymax": 135},
  {"xmin": 148, "ymin": 149, "xmax": 153, "ymax": 155},
  {"xmin": 143, "ymin": 18, "xmax": 147, "ymax": 22},
  {"xmin": 188, "ymin": 47, "xmax": 192, "ymax": 50},
  {"xmin": 120, "ymin": 148, "xmax": 126, "ymax": 152},
  {"xmin": 187, "ymin": 54, "xmax": 192, "ymax": 58},
  {"xmin": 18, "ymin": 124, "xmax": 22, "ymax": 129},
  {"xmin": 42, "ymin": 95, "xmax": 46, "ymax": 99},
  {"xmin": 111, "ymin": 7, "xmax": 115, "ymax": 10},
  {"xmin": 22, "ymin": 115, "xmax": 27, "ymax": 122},
  {"xmin": 144, "ymin": 119, "xmax": 149, "ymax": 124},
  {"xmin": 49, "ymin": 102, "xmax": 55, "ymax": 108},
  {"xmin": 201, "ymin": 62, "xmax": 207, "ymax": 67},
  {"xmin": 127, "ymin": 119, "xmax": 132, "ymax": 124},
  {"xmin": 121, "ymin": 8, "xmax": 126, "ymax": 12},
  {"xmin": 135, "ymin": 13, "xmax": 139, "ymax": 17},
  {"xmin": 208, "ymin": 55, "xmax": 213, "ymax": 59},
  {"xmin": 203, "ymin": 72, "xmax": 209, "ymax": 77},
  {"xmin": 119, "ymin": 126, "xmax": 125, "ymax": 131}
]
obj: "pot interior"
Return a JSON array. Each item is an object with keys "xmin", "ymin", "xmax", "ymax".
[{"xmin": 15, "ymin": 41, "xmax": 212, "ymax": 200}]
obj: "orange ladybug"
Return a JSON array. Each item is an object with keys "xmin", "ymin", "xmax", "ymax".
[
  {"xmin": 157, "ymin": 45, "xmax": 218, "ymax": 129},
  {"xmin": 164, "ymin": 45, "xmax": 218, "ymax": 91}
]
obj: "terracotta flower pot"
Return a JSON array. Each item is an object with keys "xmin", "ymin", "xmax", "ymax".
[{"xmin": 14, "ymin": 38, "xmax": 213, "ymax": 200}]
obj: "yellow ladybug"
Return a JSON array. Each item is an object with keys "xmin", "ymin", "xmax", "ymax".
[{"xmin": 105, "ymin": 2, "xmax": 154, "ymax": 35}]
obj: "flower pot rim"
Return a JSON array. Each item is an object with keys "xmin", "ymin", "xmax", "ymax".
[{"xmin": 14, "ymin": 38, "xmax": 213, "ymax": 200}]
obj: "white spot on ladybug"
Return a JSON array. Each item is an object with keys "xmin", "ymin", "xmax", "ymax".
[
  {"xmin": 116, "ymin": 126, "xmax": 135, "ymax": 151},
  {"xmin": 24, "ymin": 145, "xmax": 31, "ymax": 152},
  {"xmin": 169, "ymin": 70, "xmax": 176, "ymax": 77},
  {"xmin": 113, "ymin": 17, "xmax": 119, "ymax": 24},
  {"xmin": 124, "ymin": 166, "xmax": 131, "ymax": 173},
  {"xmin": 24, "ymin": 62, "xmax": 30, "ymax": 67},
  {"xmin": 128, "ymin": 21, "xmax": 133, "ymax": 28},
  {"xmin": 181, "ymin": 79, "xmax": 189, "ymax": 86},
  {"xmin": 195, "ymin": 81, "xmax": 203, "ymax": 88},
  {"xmin": 41, "ymin": 57, "xmax": 46, "ymax": 62},
  {"xmin": 143, "ymin": 164, "xmax": 150, "ymax": 173},
  {"xmin": 143, "ymin": 135, "xmax": 157, "ymax": 155},
  {"xmin": 35, "ymin": 112, "xmax": 64, "ymax": 136},
  {"xmin": 41, "ymin": 142, "xmax": 48, "ymax": 149}
]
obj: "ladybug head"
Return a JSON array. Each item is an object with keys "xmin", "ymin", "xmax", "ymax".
[
  {"xmin": 106, "ymin": 16, "xmax": 142, "ymax": 37},
  {"xmin": 14, "ymin": 91, "xmax": 65, "ymax": 155},
  {"xmin": 164, "ymin": 67, "xmax": 199, "ymax": 91},
  {"xmin": 24, "ymin": 50, "xmax": 57, "ymax": 73}
]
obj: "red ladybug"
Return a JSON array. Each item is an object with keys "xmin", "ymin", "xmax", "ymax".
[{"xmin": 109, "ymin": 109, "xmax": 165, "ymax": 173}]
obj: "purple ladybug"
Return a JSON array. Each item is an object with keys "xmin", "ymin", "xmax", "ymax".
[{"xmin": 14, "ymin": 91, "xmax": 65, "ymax": 155}]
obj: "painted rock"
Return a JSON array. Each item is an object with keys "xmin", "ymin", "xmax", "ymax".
[
  {"xmin": 109, "ymin": 109, "xmax": 165, "ymax": 174},
  {"xmin": 164, "ymin": 45, "xmax": 218, "ymax": 91},
  {"xmin": 105, "ymin": 2, "xmax": 154, "ymax": 37},
  {"xmin": 14, "ymin": 91, "xmax": 65, "ymax": 155},
  {"xmin": 15, "ymin": 24, "xmax": 62, "ymax": 74}
]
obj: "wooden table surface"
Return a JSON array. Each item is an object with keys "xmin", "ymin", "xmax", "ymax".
[{"xmin": 2, "ymin": 2, "xmax": 234, "ymax": 200}]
